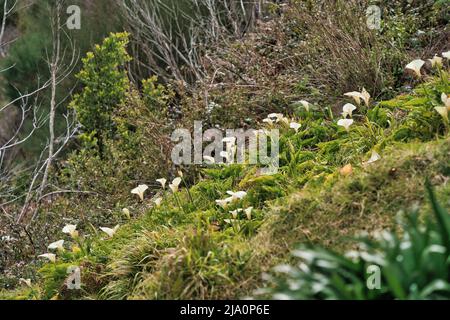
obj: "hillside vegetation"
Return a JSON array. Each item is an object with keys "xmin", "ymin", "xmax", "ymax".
[{"xmin": 0, "ymin": 0, "xmax": 450, "ymax": 300}]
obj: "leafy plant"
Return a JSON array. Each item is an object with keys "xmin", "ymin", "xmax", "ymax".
[{"xmin": 257, "ymin": 182, "xmax": 450, "ymax": 300}]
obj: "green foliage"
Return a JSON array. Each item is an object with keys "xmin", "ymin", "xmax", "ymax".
[
  {"xmin": 70, "ymin": 32, "xmax": 132, "ymax": 143},
  {"xmin": 258, "ymin": 184, "xmax": 450, "ymax": 300}
]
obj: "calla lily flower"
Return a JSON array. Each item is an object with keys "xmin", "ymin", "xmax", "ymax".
[
  {"xmin": 245, "ymin": 207, "xmax": 254, "ymax": 220},
  {"xmin": 48, "ymin": 240, "xmax": 65, "ymax": 251},
  {"xmin": 337, "ymin": 119, "xmax": 354, "ymax": 132},
  {"xmin": 361, "ymin": 88, "xmax": 371, "ymax": 107},
  {"xmin": 441, "ymin": 93, "xmax": 450, "ymax": 110},
  {"xmin": 342, "ymin": 103, "xmax": 357, "ymax": 118},
  {"xmin": 131, "ymin": 184, "xmax": 149, "ymax": 201},
  {"xmin": 203, "ymin": 156, "xmax": 216, "ymax": 164},
  {"xmin": 100, "ymin": 225, "xmax": 120, "ymax": 238},
  {"xmin": 38, "ymin": 253, "xmax": 56, "ymax": 263},
  {"xmin": 365, "ymin": 151, "xmax": 381, "ymax": 165},
  {"xmin": 62, "ymin": 224, "xmax": 78, "ymax": 238},
  {"xmin": 344, "ymin": 92, "xmax": 363, "ymax": 106},
  {"xmin": 429, "ymin": 55, "xmax": 443, "ymax": 68},
  {"xmin": 156, "ymin": 178, "xmax": 167, "ymax": 189},
  {"xmin": 20, "ymin": 278, "xmax": 32, "ymax": 288},
  {"xmin": 230, "ymin": 209, "xmax": 243, "ymax": 219},
  {"xmin": 442, "ymin": 51, "xmax": 450, "ymax": 59},
  {"xmin": 267, "ymin": 113, "xmax": 284, "ymax": 122},
  {"xmin": 405, "ymin": 59, "xmax": 425, "ymax": 78},
  {"xmin": 290, "ymin": 122, "xmax": 301, "ymax": 132},
  {"xmin": 122, "ymin": 208, "xmax": 131, "ymax": 219},
  {"xmin": 154, "ymin": 197, "xmax": 163, "ymax": 208},
  {"xmin": 215, "ymin": 197, "xmax": 233, "ymax": 209},
  {"xmin": 435, "ymin": 107, "xmax": 449, "ymax": 122},
  {"xmin": 262, "ymin": 118, "xmax": 274, "ymax": 125},
  {"xmin": 298, "ymin": 100, "xmax": 311, "ymax": 112},
  {"xmin": 169, "ymin": 177, "xmax": 182, "ymax": 193},
  {"xmin": 226, "ymin": 191, "xmax": 247, "ymax": 201}
]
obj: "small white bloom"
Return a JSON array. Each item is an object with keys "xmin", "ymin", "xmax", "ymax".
[
  {"xmin": 100, "ymin": 225, "xmax": 120, "ymax": 238},
  {"xmin": 405, "ymin": 59, "xmax": 425, "ymax": 78},
  {"xmin": 361, "ymin": 88, "xmax": 371, "ymax": 107},
  {"xmin": 131, "ymin": 184, "xmax": 149, "ymax": 201},
  {"xmin": 365, "ymin": 151, "xmax": 381, "ymax": 165},
  {"xmin": 169, "ymin": 177, "xmax": 182, "ymax": 193},
  {"xmin": 441, "ymin": 93, "xmax": 450, "ymax": 109},
  {"xmin": 429, "ymin": 55, "xmax": 443, "ymax": 68},
  {"xmin": 434, "ymin": 107, "xmax": 449, "ymax": 122},
  {"xmin": 230, "ymin": 209, "xmax": 243, "ymax": 219},
  {"xmin": 262, "ymin": 118, "xmax": 274, "ymax": 125},
  {"xmin": 298, "ymin": 100, "xmax": 311, "ymax": 112},
  {"xmin": 215, "ymin": 197, "xmax": 233, "ymax": 209},
  {"xmin": 20, "ymin": 278, "xmax": 32, "ymax": 288},
  {"xmin": 442, "ymin": 51, "xmax": 450, "ymax": 59},
  {"xmin": 337, "ymin": 119, "xmax": 354, "ymax": 132},
  {"xmin": 226, "ymin": 190, "xmax": 248, "ymax": 201},
  {"xmin": 154, "ymin": 197, "xmax": 163, "ymax": 207},
  {"xmin": 342, "ymin": 103, "xmax": 357, "ymax": 118},
  {"xmin": 244, "ymin": 207, "xmax": 254, "ymax": 220},
  {"xmin": 290, "ymin": 122, "xmax": 301, "ymax": 133},
  {"xmin": 344, "ymin": 92, "xmax": 363, "ymax": 105},
  {"xmin": 156, "ymin": 178, "xmax": 167, "ymax": 189},
  {"xmin": 48, "ymin": 240, "xmax": 65, "ymax": 251},
  {"xmin": 62, "ymin": 224, "xmax": 78, "ymax": 238},
  {"xmin": 38, "ymin": 253, "xmax": 56, "ymax": 263}
]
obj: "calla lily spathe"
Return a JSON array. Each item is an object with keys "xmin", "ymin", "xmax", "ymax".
[
  {"xmin": 405, "ymin": 59, "xmax": 425, "ymax": 77},
  {"xmin": 227, "ymin": 191, "xmax": 247, "ymax": 201},
  {"xmin": 38, "ymin": 253, "xmax": 56, "ymax": 263},
  {"xmin": 365, "ymin": 151, "xmax": 381, "ymax": 165},
  {"xmin": 156, "ymin": 178, "xmax": 167, "ymax": 189},
  {"xmin": 169, "ymin": 177, "xmax": 182, "ymax": 193},
  {"xmin": 48, "ymin": 240, "xmax": 65, "ymax": 251},
  {"xmin": 131, "ymin": 184, "xmax": 149, "ymax": 201},
  {"xmin": 442, "ymin": 51, "xmax": 450, "ymax": 59},
  {"xmin": 442, "ymin": 93, "xmax": 450, "ymax": 110},
  {"xmin": 435, "ymin": 107, "xmax": 449, "ymax": 122},
  {"xmin": 298, "ymin": 100, "xmax": 311, "ymax": 112},
  {"xmin": 100, "ymin": 225, "xmax": 120, "ymax": 238},
  {"xmin": 154, "ymin": 197, "xmax": 163, "ymax": 207},
  {"xmin": 337, "ymin": 119, "xmax": 354, "ymax": 132},
  {"xmin": 62, "ymin": 224, "xmax": 78, "ymax": 238},
  {"xmin": 230, "ymin": 209, "xmax": 243, "ymax": 219},
  {"xmin": 244, "ymin": 207, "xmax": 253, "ymax": 220},
  {"xmin": 20, "ymin": 278, "xmax": 32, "ymax": 288},
  {"xmin": 344, "ymin": 92, "xmax": 363, "ymax": 106},
  {"xmin": 342, "ymin": 103, "xmax": 357, "ymax": 118},
  {"xmin": 429, "ymin": 55, "xmax": 443, "ymax": 68},
  {"xmin": 290, "ymin": 122, "xmax": 301, "ymax": 132}
]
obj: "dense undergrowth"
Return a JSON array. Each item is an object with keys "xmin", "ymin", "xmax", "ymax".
[{"xmin": 1, "ymin": 1, "xmax": 450, "ymax": 300}]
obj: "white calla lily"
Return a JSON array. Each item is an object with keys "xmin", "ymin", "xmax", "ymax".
[
  {"xmin": 441, "ymin": 93, "xmax": 450, "ymax": 110},
  {"xmin": 38, "ymin": 253, "xmax": 56, "ymax": 263},
  {"xmin": 48, "ymin": 240, "xmax": 65, "ymax": 251},
  {"xmin": 230, "ymin": 209, "xmax": 243, "ymax": 219},
  {"xmin": 365, "ymin": 151, "xmax": 381, "ymax": 165},
  {"xmin": 361, "ymin": 88, "xmax": 371, "ymax": 107},
  {"xmin": 62, "ymin": 224, "xmax": 78, "ymax": 238},
  {"xmin": 131, "ymin": 184, "xmax": 149, "ymax": 201},
  {"xmin": 434, "ymin": 107, "xmax": 449, "ymax": 122},
  {"xmin": 169, "ymin": 177, "xmax": 182, "ymax": 193},
  {"xmin": 244, "ymin": 207, "xmax": 254, "ymax": 220},
  {"xmin": 156, "ymin": 178, "xmax": 167, "ymax": 189},
  {"xmin": 154, "ymin": 197, "xmax": 163, "ymax": 208},
  {"xmin": 344, "ymin": 92, "xmax": 363, "ymax": 105},
  {"xmin": 290, "ymin": 122, "xmax": 301, "ymax": 133},
  {"xmin": 342, "ymin": 103, "xmax": 357, "ymax": 118},
  {"xmin": 337, "ymin": 119, "xmax": 354, "ymax": 132},
  {"xmin": 429, "ymin": 55, "xmax": 443, "ymax": 68},
  {"xmin": 442, "ymin": 51, "xmax": 450, "ymax": 59},
  {"xmin": 100, "ymin": 225, "xmax": 120, "ymax": 238},
  {"xmin": 226, "ymin": 191, "xmax": 247, "ymax": 201},
  {"xmin": 20, "ymin": 278, "xmax": 32, "ymax": 288},
  {"xmin": 298, "ymin": 100, "xmax": 311, "ymax": 112},
  {"xmin": 405, "ymin": 59, "xmax": 425, "ymax": 78}
]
